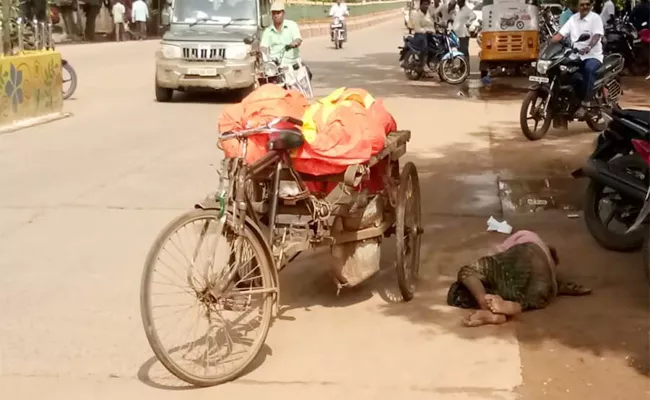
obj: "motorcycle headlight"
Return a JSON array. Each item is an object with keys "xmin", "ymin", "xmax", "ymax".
[
  {"xmin": 263, "ymin": 62, "xmax": 280, "ymax": 77},
  {"xmin": 334, "ymin": 17, "xmax": 340, "ymax": 24},
  {"xmin": 536, "ymin": 60, "xmax": 551, "ymax": 74},
  {"xmin": 225, "ymin": 44, "xmax": 250, "ymax": 61},
  {"xmin": 161, "ymin": 43, "xmax": 182, "ymax": 59}
]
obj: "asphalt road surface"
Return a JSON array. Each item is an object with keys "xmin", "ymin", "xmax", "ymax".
[{"xmin": 1, "ymin": 19, "xmax": 648, "ymax": 400}]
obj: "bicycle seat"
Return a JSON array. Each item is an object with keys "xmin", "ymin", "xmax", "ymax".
[{"xmin": 268, "ymin": 128, "xmax": 304, "ymax": 151}]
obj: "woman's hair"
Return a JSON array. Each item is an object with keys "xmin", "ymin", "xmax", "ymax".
[
  {"xmin": 548, "ymin": 245, "xmax": 560, "ymax": 266},
  {"xmin": 458, "ymin": 0, "xmax": 466, "ymax": 8}
]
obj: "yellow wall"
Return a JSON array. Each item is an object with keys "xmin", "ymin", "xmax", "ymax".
[{"xmin": 0, "ymin": 51, "xmax": 63, "ymax": 128}]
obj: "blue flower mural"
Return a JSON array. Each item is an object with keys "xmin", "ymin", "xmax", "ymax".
[{"xmin": 4, "ymin": 64, "xmax": 24, "ymax": 113}]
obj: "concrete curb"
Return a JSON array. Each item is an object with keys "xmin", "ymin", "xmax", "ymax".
[
  {"xmin": 299, "ymin": 9, "xmax": 402, "ymax": 39},
  {"xmin": 0, "ymin": 112, "xmax": 72, "ymax": 135}
]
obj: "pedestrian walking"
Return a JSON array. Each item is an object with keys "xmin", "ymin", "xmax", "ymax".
[
  {"xmin": 131, "ymin": 0, "xmax": 149, "ymax": 40},
  {"xmin": 112, "ymin": 0, "xmax": 126, "ymax": 41}
]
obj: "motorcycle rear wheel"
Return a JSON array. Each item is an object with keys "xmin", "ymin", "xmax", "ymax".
[
  {"xmin": 403, "ymin": 52, "xmax": 423, "ymax": 81},
  {"xmin": 586, "ymin": 112, "xmax": 608, "ymax": 132},
  {"xmin": 583, "ymin": 155, "xmax": 648, "ymax": 252},
  {"xmin": 520, "ymin": 90, "xmax": 552, "ymax": 141},
  {"xmin": 643, "ymin": 230, "xmax": 650, "ymax": 285}
]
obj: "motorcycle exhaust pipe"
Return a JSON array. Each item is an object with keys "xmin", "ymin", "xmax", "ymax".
[{"xmin": 580, "ymin": 159, "xmax": 648, "ymax": 201}]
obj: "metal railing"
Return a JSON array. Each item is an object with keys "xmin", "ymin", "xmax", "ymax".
[{"xmin": 1, "ymin": 17, "xmax": 54, "ymax": 56}]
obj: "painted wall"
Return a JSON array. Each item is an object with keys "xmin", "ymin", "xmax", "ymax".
[
  {"xmin": 0, "ymin": 51, "xmax": 63, "ymax": 128},
  {"xmin": 286, "ymin": 0, "xmax": 406, "ymax": 22}
]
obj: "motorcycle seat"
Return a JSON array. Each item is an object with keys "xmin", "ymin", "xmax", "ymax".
[
  {"xmin": 595, "ymin": 54, "xmax": 623, "ymax": 77},
  {"xmin": 613, "ymin": 108, "xmax": 650, "ymax": 131}
]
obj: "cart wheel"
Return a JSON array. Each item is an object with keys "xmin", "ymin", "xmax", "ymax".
[
  {"xmin": 395, "ymin": 162, "xmax": 422, "ymax": 301},
  {"xmin": 140, "ymin": 209, "xmax": 274, "ymax": 386}
]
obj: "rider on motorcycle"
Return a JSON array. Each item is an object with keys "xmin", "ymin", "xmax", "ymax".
[
  {"xmin": 410, "ymin": 0, "xmax": 436, "ymax": 71},
  {"xmin": 551, "ymin": 0, "xmax": 605, "ymax": 118},
  {"xmin": 260, "ymin": 1, "xmax": 303, "ymax": 67},
  {"xmin": 329, "ymin": 0, "xmax": 349, "ymax": 41},
  {"xmin": 631, "ymin": 0, "xmax": 650, "ymax": 30}
]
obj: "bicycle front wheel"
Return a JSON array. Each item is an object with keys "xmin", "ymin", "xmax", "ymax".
[{"xmin": 140, "ymin": 209, "xmax": 274, "ymax": 386}]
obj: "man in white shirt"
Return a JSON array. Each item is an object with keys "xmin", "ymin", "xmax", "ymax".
[
  {"xmin": 435, "ymin": 0, "xmax": 456, "ymax": 30},
  {"xmin": 411, "ymin": 0, "xmax": 436, "ymax": 70},
  {"xmin": 112, "ymin": 0, "xmax": 126, "ymax": 42},
  {"xmin": 329, "ymin": 0, "xmax": 350, "ymax": 41},
  {"xmin": 132, "ymin": 0, "xmax": 150, "ymax": 40},
  {"xmin": 552, "ymin": 0, "xmax": 604, "ymax": 115},
  {"xmin": 453, "ymin": 0, "xmax": 477, "ymax": 68},
  {"xmin": 600, "ymin": 0, "xmax": 616, "ymax": 26}
]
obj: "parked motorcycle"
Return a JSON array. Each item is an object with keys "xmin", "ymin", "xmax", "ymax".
[
  {"xmin": 626, "ymin": 164, "xmax": 650, "ymax": 283},
  {"xmin": 572, "ymin": 108, "xmax": 650, "ymax": 251},
  {"xmin": 398, "ymin": 30, "xmax": 469, "ymax": 84},
  {"xmin": 500, "ymin": 15, "xmax": 525, "ymax": 30},
  {"xmin": 604, "ymin": 18, "xmax": 650, "ymax": 76},
  {"xmin": 330, "ymin": 17, "xmax": 345, "ymax": 49},
  {"xmin": 520, "ymin": 34, "xmax": 624, "ymax": 141},
  {"xmin": 61, "ymin": 60, "xmax": 77, "ymax": 100},
  {"xmin": 256, "ymin": 46, "xmax": 313, "ymax": 99}
]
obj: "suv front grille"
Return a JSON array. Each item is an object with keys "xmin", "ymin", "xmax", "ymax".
[{"xmin": 182, "ymin": 46, "xmax": 226, "ymax": 61}]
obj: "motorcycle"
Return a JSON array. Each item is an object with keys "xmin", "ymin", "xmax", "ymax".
[
  {"xmin": 256, "ymin": 46, "xmax": 313, "ymax": 99},
  {"xmin": 500, "ymin": 15, "xmax": 525, "ymax": 30},
  {"xmin": 330, "ymin": 17, "xmax": 345, "ymax": 49},
  {"xmin": 604, "ymin": 18, "xmax": 650, "ymax": 76},
  {"xmin": 572, "ymin": 108, "xmax": 649, "ymax": 251},
  {"xmin": 626, "ymin": 157, "xmax": 650, "ymax": 284},
  {"xmin": 520, "ymin": 33, "xmax": 624, "ymax": 141},
  {"xmin": 398, "ymin": 30, "xmax": 469, "ymax": 85}
]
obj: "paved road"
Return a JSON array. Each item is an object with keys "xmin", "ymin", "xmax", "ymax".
[{"xmin": 1, "ymin": 19, "xmax": 647, "ymax": 400}]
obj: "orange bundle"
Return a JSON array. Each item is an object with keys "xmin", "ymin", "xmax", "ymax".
[
  {"xmin": 291, "ymin": 87, "xmax": 388, "ymax": 176},
  {"xmin": 336, "ymin": 88, "xmax": 397, "ymax": 135},
  {"xmin": 218, "ymin": 84, "xmax": 308, "ymax": 164}
]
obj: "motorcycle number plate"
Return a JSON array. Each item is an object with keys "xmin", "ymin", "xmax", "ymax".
[
  {"xmin": 187, "ymin": 68, "xmax": 218, "ymax": 77},
  {"xmin": 529, "ymin": 76, "xmax": 549, "ymax": 83},
  {"xmin": 331, "ymin": 24, "xmax": 342, "ymax": 28}
]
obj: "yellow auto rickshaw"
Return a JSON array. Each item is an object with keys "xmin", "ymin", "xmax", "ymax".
[{"xmin": 479, "ymin": 0, "xmax": 541, "ymax": 76}]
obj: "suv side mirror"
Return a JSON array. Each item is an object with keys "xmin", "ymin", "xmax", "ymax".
[
  {"xmin": 243, "ymin": 36, "xmax": 254, "ymax": 45},
  {"xmin": 261, "ymin": 14, "xmax": 270, "ymax": 28}
]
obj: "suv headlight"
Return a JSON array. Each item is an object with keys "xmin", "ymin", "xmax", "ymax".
[
  {"xmin": 225, "ymin": 44, "xmax": 250, "ymax": 61},
  {"xmin": 536, "ymin": 60, "xmax": 551, "ymax": 74},
  {"xmin": 161, "ymin": 43, "xmax": 182, "ymax": 59}
]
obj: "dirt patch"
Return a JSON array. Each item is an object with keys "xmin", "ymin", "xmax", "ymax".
[{"xmin": 509, "ymin": 215, "xmax": 650, "ymax": 399}]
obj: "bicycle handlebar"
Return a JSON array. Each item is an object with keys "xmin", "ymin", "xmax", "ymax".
[{"xmin": 218, "ymin": 116, "xmax": 304, "ymax": 140}]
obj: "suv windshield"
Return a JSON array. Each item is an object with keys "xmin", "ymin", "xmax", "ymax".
[{"xmin": 172, "ymin": 0, "xmax": 257, "ymax": 24}]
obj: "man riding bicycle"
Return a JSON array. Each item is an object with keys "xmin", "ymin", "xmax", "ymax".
[{"xmin": 551, "ymin": 0, "xmax": 605, "ymax": 119}]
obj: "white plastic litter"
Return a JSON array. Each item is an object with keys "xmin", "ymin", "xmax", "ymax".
[{"xmin": 487, "ymin": 216, "xmax": 513, "ymax": 234}]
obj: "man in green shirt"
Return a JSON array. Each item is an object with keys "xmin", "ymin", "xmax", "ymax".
[{"xmin": 260, "ymin": 1, "xmax": 303, "ymax": 67}]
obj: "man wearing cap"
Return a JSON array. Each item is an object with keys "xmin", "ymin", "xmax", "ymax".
[{"xmin": 260, "ymin": 2, "xmax": 303, "ymax": 67}]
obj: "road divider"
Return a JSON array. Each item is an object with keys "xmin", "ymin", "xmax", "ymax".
[{"xmin": 0, "ymin": 50, "xmax": 69, "ymax": 133}]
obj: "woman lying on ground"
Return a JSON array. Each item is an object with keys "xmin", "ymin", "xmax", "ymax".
[{"xmin": 447, "ymin": 230, "xmax": 592, "ymax": 327}]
